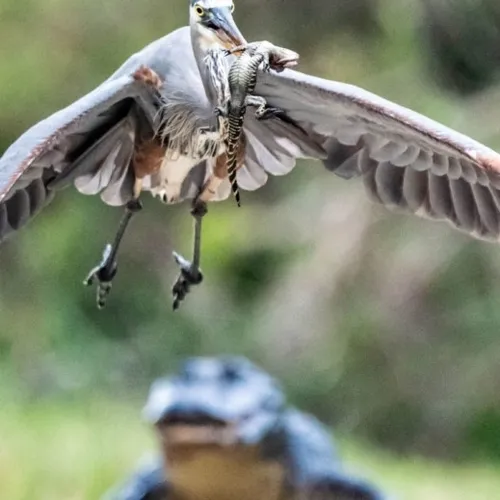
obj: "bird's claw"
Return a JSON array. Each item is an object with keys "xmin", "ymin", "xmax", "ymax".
[
  {"xmin": 172, "ymin": 251, "xmax": 203, "ymax": 311},
  {"xmin": 84, "ymin": 244, "xmax": 118, "ymax": 309}
]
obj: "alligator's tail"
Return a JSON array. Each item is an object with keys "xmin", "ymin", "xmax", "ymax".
[
  {"xmin": 228, "ymin": 165, "xmax": 241, "ymax": 207},
  {"xmin": 227, "ymin": 115, "xmax": 243, "ymax": 207}
]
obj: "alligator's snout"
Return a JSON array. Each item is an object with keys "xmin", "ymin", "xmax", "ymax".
[
  {"xmin": 159, "ymin": 407, "xmax": 228, "ymax": 427},
  {"xmin": 154, "ymin": 402, "xmax": 237, "ymax": 447},
  {"xmin": 143, "ymin": 357, "xmax": 285, "ymax": 448}
]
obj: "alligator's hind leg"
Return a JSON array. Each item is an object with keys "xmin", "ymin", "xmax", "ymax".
[{"xmin": 247, "ymin": 95, "xmax": 284, "ymax": 121}]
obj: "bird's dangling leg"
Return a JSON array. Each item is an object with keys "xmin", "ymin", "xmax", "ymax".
[
  {"xmin": 84, "ymin": 198, "xmax": 142, "ymax": 309},
  {"xmin": 171, "ymin": 200, "xmax": 207, "ymax": 311}
]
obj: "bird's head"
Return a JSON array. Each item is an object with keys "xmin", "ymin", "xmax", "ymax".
[{"xmin": 189, "ymin": 0, "xmax": 246, "ymax": 51}]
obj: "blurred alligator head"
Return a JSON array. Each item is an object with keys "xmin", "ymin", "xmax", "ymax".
[
  {"xmin": 143, "ymin": 356, "xmax": 285, "ymax": 450},
  {"xmin": 129, "ymin": 356, "xmax": 385, "ymax": 500}
]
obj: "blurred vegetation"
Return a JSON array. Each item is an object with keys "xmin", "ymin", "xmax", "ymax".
[
  {"xmin": 418, "ymin": 0, "xmax": 500, "ymax": 96},
  {"xmin": 3, "ymin": 395, "xmax": 500, "ymax": 500},
  {"xmin": 2, "ymin": 0, "xmax": 500, "ymax": 497}
]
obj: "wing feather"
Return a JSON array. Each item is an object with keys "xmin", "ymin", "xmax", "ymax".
[
  {"xmin": 248, "ymin": 68, "xmax": 500, "ymax": 240},
  {"xmin": 402, "ymin": 167, "xmax": 428, "ymax": 212},
  {"xmin": 472, "ymin": 183, "xmax": 499, "ymax": 235},
  {"xmin": 0, "ymin": 74, "xmax": 159, "ymax": 202},
  {"xmin": 0, "ymin": 27, "xmax": 221, "ymax": 241},
  {"xmin": 0, "ymin": 36, "xmax": 182, "ymax": 242},
  {"xmin": 0, "ymin": 74, "xmax": 162, "ymax": 243},
  {"xmin": 374, "ymin": 162, "xmax": 405, "ymax": 208}
]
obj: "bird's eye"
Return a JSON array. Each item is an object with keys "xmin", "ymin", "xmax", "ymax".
[
  {"xmin": 194, "ymin": 4, "xmax": 205, "ymax": 17},
  {"xmin": 230, "ymin": 3, "xmax": 235, "ymax": 12}
]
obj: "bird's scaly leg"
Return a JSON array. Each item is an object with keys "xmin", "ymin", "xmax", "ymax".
[
  {"xmin": 84, "ymin": 135, "xmax": 165, "ymax": 309},
  {"xmin": 84, "ymin": 198, "xmax": 142, "ymax": 309},
  {"xmin": 171, "ymin": 200, "xmax": 207, "ymax": 310}
]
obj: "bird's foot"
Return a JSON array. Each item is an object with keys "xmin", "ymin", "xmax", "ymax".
[
  {"xmin": 171, "ymin": 251, "xmax": 203, "ymax": 311},
  {"xmin": 84, "ymin": 244, "xmax": 118, "ymax": 309}
]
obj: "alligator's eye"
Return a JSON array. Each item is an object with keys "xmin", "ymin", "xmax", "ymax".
[
  {"xmin": 194, "ymin": 4, "xmax": 205, "ymax": 17},
  {"xmin": 179, "ymin": 361, "xmax": 197, "ymax": 381},
  {"xmin": 223, "ymin": 363, "xmax": 240, "ymax": 382}
]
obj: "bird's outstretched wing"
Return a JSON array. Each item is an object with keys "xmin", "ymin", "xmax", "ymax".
[
  {"xmin": 0, "ymin": 69, "xmax": 163, "ymax": 243},
  {"xmin": 0, "ymin": 26, "xmax": 208, "ymax": 244},
  {"xmin": 245, "ymin": 69, "xmax": 500, "ymax": 241}
]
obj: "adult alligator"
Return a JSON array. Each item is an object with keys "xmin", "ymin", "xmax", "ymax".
[{"xmin": 104, "ymin": 356, "xmax": 385, "ymax": 500}]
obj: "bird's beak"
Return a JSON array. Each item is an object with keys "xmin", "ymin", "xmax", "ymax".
[{"xmin": 209, "ymin": 7, "xmax": 247, "ymax": 49}]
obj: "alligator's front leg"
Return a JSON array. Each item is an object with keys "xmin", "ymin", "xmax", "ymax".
[
  {"xmin": 104, "ymin": 455, "xmax": 169, "ymax": 500},
  {"xmin": 171, "ymin": 199, "xmax": 207, "ymax": 311},
  {"xmin": 306, "ymin": 474, "xmax": 385, "ymax": 500},
  {"xmin": 198, "ymin": 115, "xmax": 223, "ymax": 135},
  {"xmin": 214, "ymin": 103, "xmax": 229, "ymax": 125},
  {"xmin": 198, "ymin": 104, "xmax": 228, "ymax": 142}
]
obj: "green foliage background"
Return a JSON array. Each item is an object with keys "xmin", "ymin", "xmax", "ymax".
[{"xmin": 2, "ymin": 0, "xmax": 500, "ymax": 498}]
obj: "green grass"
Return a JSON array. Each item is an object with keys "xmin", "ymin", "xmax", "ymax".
[{"xmin": 1, "ymin": 398, "xmax": 500, "ymax": 500}]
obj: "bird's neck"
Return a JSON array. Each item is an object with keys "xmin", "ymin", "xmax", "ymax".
[{"xmin": 190, "ymin": 27, "xmax": 226, "ymax": 104}]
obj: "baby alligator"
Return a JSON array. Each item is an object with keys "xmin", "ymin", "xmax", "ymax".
[{"xmin": 221, "ymin": 41, "xmax": 299, "ymax": 206}]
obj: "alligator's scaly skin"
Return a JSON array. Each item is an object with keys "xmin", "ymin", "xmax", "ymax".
[
  {"xmin": 224, "ymin": 42, "xmax": 300, "ymax": 206},
  {"xmin": 104, "ymin": 356, "xmax": 386, "ymax": 500}
]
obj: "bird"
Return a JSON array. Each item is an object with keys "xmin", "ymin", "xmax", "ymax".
[{"xmin": 2, "ymin": 0, "xmax": 500, "ymax": 310}]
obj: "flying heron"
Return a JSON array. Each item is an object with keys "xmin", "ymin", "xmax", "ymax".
[{"xmin": 2, "ymin": 0, "xmax": 500, "ymax": 310}]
